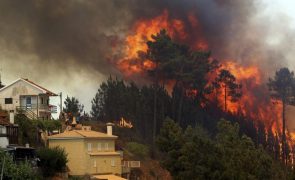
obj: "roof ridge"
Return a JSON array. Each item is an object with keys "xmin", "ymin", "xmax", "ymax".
[
  {"xmin": 74, "ymin": 130, "xmax": 87, "ymax": 137},
  {"xmin": 22, "ymin": 78, "xmax": 57, "ymax": 96},
  {"xmin": 0, "ymin": 78, "xmax": 57, "ymax": 96}
]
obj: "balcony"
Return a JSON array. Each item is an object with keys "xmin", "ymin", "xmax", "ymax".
[
  {"xmin": 16, "ymin": 104, "xmax": 57, "ymax": 113},
  {"xmin": 122, "ymin": 161, "xmax": 141, "ymax": 168}
]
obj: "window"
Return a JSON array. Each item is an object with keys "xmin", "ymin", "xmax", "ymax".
[
  {"xmin": 47, "ymin": 99, "xmax": 49, "ymax": 105},
  {"xmin": 94, "ymin": 160, "xmax": 97, "ymax": 167},
  {"xmin": 97, "ymin": 143, "xmax": 101, "ymax": 151},
  {"xmin": 87, "ymin": 143, "xmax": 92, "ymax": 151},
  {"xmin": 105, "ymin": 143, "xmax": 109, "ymax": 151},
  {"xmin": 41, "ymin": 97, "xmax": 44, "ymax": 104},
  {"xmin": 0, "ymin": 126, "xmax": 5, "ymax": 134},
  {"xmin": 26, "ymin": 97, "xmax": 31, "ymax": 105},
  {"xmin": 111, "ymin": 159, "xmax": 115, "ymax": 167},
  {"xmin": 5, "ymin": 98, "xmax": 12, "ymax": 104}
]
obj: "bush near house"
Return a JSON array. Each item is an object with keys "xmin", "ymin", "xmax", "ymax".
[
  {"xmin": 15, "ymin": 114, "xmax": 62, "ymax": 146},
  {"xmin": 0, "ymin": 150, "xmax": 37, "ymax": 179},
  {"xmin": 126, "ymin": 142, "xmax": 149, "ymax": 158},
  {"xmin": 37, "ymin": 146, "xmax": 68, "ymax": 177}
]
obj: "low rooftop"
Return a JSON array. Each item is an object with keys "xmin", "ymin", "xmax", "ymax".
[
  {"xmin": 91, "ymin": 174, "xmax": 127, "ymax": 180},
  {"xmin": 48, "ymin": 126, "xmax": 117, "ymax": 139},
  {"xmin": 0, "ymin": 78, "xmax": 57, "ymax": 96}
]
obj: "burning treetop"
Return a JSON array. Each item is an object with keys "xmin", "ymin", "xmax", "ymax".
[{"xmin": 114, "ymin": 10, "xmax": 284, "ymax": 136}]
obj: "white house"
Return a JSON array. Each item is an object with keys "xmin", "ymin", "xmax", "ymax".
[
  {"xmin": 0, "ymin": 111, "xmax": 18, "ymax": 147},
  {"xmin": 0, "ymin": 78, "xmax": 58, "ymax": 120}
]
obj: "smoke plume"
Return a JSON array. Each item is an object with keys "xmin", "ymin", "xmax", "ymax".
[{"xmin": 0, "ymin": 0, "xmax": 294, "ymax": 112}]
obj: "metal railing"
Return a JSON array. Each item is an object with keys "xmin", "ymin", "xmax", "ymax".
[
  {"xmin": 16, "ymin": 107, "xmax": 38, "ymax": 120},
  {"xmin": 122, "ymin": 161, "xmax": 141, "ymax": 168},
  {"xmin": 16, "ymin": 105, "xmax": 50, "ymax": 111}
]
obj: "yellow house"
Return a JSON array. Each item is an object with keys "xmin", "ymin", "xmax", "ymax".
[{"xmin": 48, "ymin": 124, "xmax": 122, "ymax": 176}]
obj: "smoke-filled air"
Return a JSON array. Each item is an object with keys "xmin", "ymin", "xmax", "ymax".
[{"xmin": 3, "ymin": 0, "xmax": 295, "ymax": 178}]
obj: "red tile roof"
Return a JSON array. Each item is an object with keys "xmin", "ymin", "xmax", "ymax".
[
  {"xmin": 22, "ymin": 78, "xmax": 57, "ymax": 96},
  {"xmin": 48, "ymin": 129, "xmax": 117, "ymax": 139}
]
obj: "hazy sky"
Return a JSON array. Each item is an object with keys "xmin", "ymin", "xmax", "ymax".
[
  {"xmin": 263, "ymin": 0, "xmax": 295, "ymax": 23},
  {"xmin": 261, "ymin": 0, "xmax": 295, "ymax": 69}
]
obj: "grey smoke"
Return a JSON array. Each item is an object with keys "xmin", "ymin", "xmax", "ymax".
[{"xmin": 0, "ymin": 0, "xmax": 294, "ymax": 114}]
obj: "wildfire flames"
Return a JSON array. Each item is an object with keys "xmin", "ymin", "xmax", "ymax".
[
  {"xmin": 117, "ymin": 10, "xmax": 207, "ymax": 77},
  {"xmin": 115, "ymin": 10, "xmax": 290, "ymax": 141},
  {"xmin": 118, "ymin": 117, "xmax": 133, "ymax": 129},
  {"xmin": 219, "ymin": 62, "xmax": 282, "ymax": 132}
]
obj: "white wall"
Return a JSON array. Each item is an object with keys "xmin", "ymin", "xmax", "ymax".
[
  {"xmin": 0, "ymin": 79, "xmax": 44, "ymax": 112},
  {"xmin": 0, "ymin": 137, "xmax": 8, "ymax": 148}
]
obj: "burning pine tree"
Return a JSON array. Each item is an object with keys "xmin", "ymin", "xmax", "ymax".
[{"xmin": 105, "ymin": 9, "xmax": 295, "ymax": 166}]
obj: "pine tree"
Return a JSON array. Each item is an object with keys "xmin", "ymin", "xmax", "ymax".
[
  {"xmin": 214, "ymin": 69, "xmax": 242, "ymax": 111},
  {"xmin": 268, "ymin": 67, "xmax": 295, "ymax": 164}
]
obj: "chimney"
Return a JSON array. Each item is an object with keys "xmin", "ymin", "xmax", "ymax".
[
  {"xmin": 106, "ymin": 123, "xmax": 114, "ymax": 136},
  {"xmin": 71, "ymin": 116, "xmax": 77, "ymax": 127}
]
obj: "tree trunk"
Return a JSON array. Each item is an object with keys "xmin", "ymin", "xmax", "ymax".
[
  {"xmin": 177, "ymin": 87, "xmax": 184, "ymax": 125},
  {"xmin": 215, "ymin": 88, "xmax": 218, "ymax": 108},
  {"xmin": 172, "ymin": 81, "xmax": 179, "ymax": 120},
  {"xmin": 152, "ymin": 62, "xmax": 160, "ymax": 147},
  {"xmin": 282, "ymin": 99, "xmax": 287, "ymax": 165},
  {"xmin": 224, "ymin": 85, "xmax": 227, "ymax": 112}
]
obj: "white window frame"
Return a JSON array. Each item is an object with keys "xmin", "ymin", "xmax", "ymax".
[
  {"xmin": 111, "ymin": 159, "xmax": 115, "ymax": 167},
  {"xmin": 4, "ymin": 98, "xmax": 13, "ymax": 104},
  {"xmin": 105, "ymin": 143, "xmax": 109, "ymax": 151},
  {"xmin": 0, "ymin": 126, "xmax": 4, "ymax": 134},
  {"xmin": 87, "ymin": 143, "xmax": 92, "ymax": 151},
  {"xmin": 97, "ymin": 143, "xmax": 101, "ymax": 151}
]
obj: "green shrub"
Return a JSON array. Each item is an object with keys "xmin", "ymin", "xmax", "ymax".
[
  {"xmin": 0, "ymin": 150, "xmax": 37, "ymax": 179},
  {"xmin": 15, "ymin": 114, "xmax": 62, "ymax": 146},
  {"xmin": 126, "ymin": 142, "xmax": 149, "ymax": 158},
  {"xmin": 37, "ymin": 146, "xmax": 68, "ymax": 177}
]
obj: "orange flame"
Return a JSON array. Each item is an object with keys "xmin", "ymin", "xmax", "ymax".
[
  {"xmin": 117, "ymin": 10, "xmax": 208, "ymax": 77},
  {"xmin": 212, "ymin": 61, "xmax": 282, "ymax": 133},
  {"xmin": 115, "ymin": 10, "xmax": 293, "ymax": 147},
  {"xmin": 119, "ymin": 117, "xmax": 133, "ymax": 128}
]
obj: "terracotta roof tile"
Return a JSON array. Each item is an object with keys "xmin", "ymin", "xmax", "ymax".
[
  {"xmin": 75, "ymin": 130, "xmax": 117, "ymax": 138},
  {"xmin": 48, "ymin": 131, "xmax": 83, "ymax": 138},
  {"xmin": 92, "ymin": 174, "xmax": 127, "ymax": 180},
  {"xmin": 22, "ymin": 78, "xmax": 57, "ymax": 96},
  {"xmin": 48, "ymin": 130, "xmax": 117, "ymax": 139}
]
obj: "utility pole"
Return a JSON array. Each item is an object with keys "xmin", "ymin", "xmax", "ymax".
[
  {"xmin": 1, "ymin": 155, "xmax": 5, "ymax": 180},
  {"xmin": 0, "ymin": 67, "xmax": 3, "ymax": 88},
  {"xmin": 59, "ymin": 92, "xmax": 63, "ymax": 113}
]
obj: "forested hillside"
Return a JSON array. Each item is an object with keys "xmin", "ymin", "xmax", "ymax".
[{"xmin": 85, "ymin": 30, "xmax": 295, "ymax": 179}]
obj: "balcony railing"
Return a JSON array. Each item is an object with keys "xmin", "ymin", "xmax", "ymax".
[
  {"xmin": 122, "ymin": 161, "xmax": 141, "ymax": 168},
  {"xmin": 16, "ymin": 104, "xmax": 57, "ymax": 112}
]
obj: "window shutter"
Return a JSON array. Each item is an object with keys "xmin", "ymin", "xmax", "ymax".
[{"xmin": 87, "ymin": 143, "xmax": 92, "ymax": 151}]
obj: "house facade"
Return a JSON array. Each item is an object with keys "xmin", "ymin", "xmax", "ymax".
[
  {"xmin": 48, "ymin": 124, "xmax": 123, "ymax": 176},
  {"xmin": 0, "ymin": 111, "xmax": 18, "ymax": 147},
  {"xmin": 0, "ymin": 78, "xmax": 57, "ymax": 120}
]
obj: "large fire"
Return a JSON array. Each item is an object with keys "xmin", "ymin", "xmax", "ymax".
[
  {"xmin": 116, "ymin": 10, "xmax": 292, "ymax": 143},
  {"xmin": 117, "ymin": 10, "xmax": 207, "ymax": 77},
  {"xmin": 217, "ymin": 61, "xmax": 282, "ymax": 132}
]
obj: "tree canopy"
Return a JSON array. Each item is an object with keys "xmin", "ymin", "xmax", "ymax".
[
  {"xmin": 213, "ymin": 69, "xmax": 242, "ymax": 111},
  {"xmin": 268, "ymin": 67, "xmax": 295, "ymax": 164},
  {"xmin": 157, "ymin": 118, "xmax": 290, "ymax": 180},
  {"xmin": 89, "ymin": 30, "xmax": 295, "ymax": 173},
  {"xmin": 63, "ymin": 96, "xmax": 84, "ymax": 116}
]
